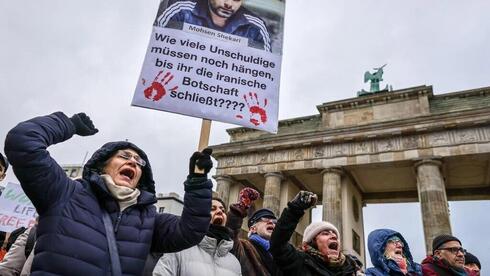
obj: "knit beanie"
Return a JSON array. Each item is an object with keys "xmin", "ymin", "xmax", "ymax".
[
  {"xmin": 303, "ymin": 221, "xmax": 339, "ymax": 243},
  {"xmin": 432, "ymin": 234, "xmax": 461, "ymax": 253},
  {"xmin": 464, "ymin": 252, "xmax": 481, "ymax": 269}
]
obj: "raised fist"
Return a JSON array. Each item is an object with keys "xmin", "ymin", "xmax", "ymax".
[
  {"xmin": 70, "ymin": 113, "xmax": 98, "ymax": 136},
  {"xmin": 238, "ymin": 187, "xmax": 260, "ymax": 209},
  {"xmin": 188, "ymin": 148, "xmax": 213, "ymax": 178},
  {"xmin": 289, "ymin": 191, "xmax": 317, "ymax": 210}
]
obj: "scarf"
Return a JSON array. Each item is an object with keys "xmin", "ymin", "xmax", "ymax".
[
  {"xmin": 207, "ymin": 224, "xmax": 231, "ymax": 245},
  {"xmin": 385, "ymin": 254, "xmax": 409, "ymax": 274},
  {"xmin": 249, "ymin": 233, "xmax": 270, "ymax": 251},
  {"xmin": 101, "ymin": 174, "xmax": 140, "ymax": 211},
  {"xmin": 301, "ymin": 243, "xmax": 346, "ymax": 267}
]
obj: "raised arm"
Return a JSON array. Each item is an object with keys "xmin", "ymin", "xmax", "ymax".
[
  {"xmin": 4, "ymin": 112, "xmax": 98, "ymax": 214},
  {"xmin": 227, "ymin": 187, "xmax": 260, "ymax": 238},
  {"xmin": 270, "ymin": 191, "xmax": 317, "ymax": 271},
  {"xmin": 151, "ymin": 149, "xmax": 213, "ymax": 252}
]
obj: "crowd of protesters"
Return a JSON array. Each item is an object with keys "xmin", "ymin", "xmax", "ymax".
[{"xmin": 0, "ymin": 112, "xmax": 484, "ymax": 276}]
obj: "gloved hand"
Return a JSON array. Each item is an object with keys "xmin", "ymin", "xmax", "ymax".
[
  {"xmin": 70, "ymin": 113, "xmax": 98, "ymax": 136},
  {"xmin": 289, "ymin": 191, "xmax": 317, "ymax": 210},
  {"xmin": 188, "ymin": 148, "xmax": 213, "ymax": 178},
  {"xmin": 238, "ymin": 187, "xmax": 260, "ymax": 209}
]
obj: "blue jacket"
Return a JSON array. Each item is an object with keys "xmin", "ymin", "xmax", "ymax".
[
  {"xmin": 366, "ymin": 229, "xmax": 422, "ymax": 276},
  {"xmin": 4, "ymin": 112, "xmax": 212, "ymax": 276},
  {"xmin": 156, "ymin": 0, "xmax": 271, "ymax": 51}
]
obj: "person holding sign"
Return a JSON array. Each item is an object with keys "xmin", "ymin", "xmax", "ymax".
[
  {"xmin": 156, "ymin": 0, "xmax": 272, "ymax": 51},
  {"xmin": 4, "ymin": 112, "xmax": 214, "ymax": 276}
]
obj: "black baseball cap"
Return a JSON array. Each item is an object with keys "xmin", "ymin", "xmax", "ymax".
[{"xmin": 248, "ymin": 208, "xmax": 276, "ymax": 228}]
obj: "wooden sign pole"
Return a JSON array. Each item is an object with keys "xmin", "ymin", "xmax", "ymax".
[
  {"xmin": 198, "ymin": 119, "xmax": 212, "ymax": 151},
  {"xmin": 195, "ymin": 119, "xmax": 212, "ymax": 174}
]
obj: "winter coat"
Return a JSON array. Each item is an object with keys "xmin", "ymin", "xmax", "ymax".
[
  {"xmin": 156, "ymin": 0, "xmax": 271, "ymax": 51},
  {"xmin": 270, "ymin": 204, "xmax": 358, "ymax": 276},
  {"xmin": 226, "ymin": 203, "xmax": 282, "ymax": 276},
  {"xmin": 152, "ymin": 235, "xmax": 241, "ymax": 276},
  {"xmin": 421, "ymin": 256, "xmax": 477, "ymax": 276},
  {"xmin": 4, "ymin": 112, "xmax": 212, "ymax": 276},
  {"xmin": 0, "ymin": 227, "xmax": 34, "ymax": 276},
  {"xmin": 366, "ymin": 229, "xmax": 421, "ymax": 276}
]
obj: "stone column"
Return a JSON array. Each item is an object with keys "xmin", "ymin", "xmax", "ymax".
[
  {"xmin": 215, "ymin": 175, "xmax": 233, "ymax": 208},
  {"xmin": 415, "ymin": 159, "xmax": 452, "ymax": 254},
  {"xmin": 263, "ymin": 172, "xmax": 283, "ymax": 216},
  {"xmin": 321, "ymin": 167, "xmax": 344, "ymax": 238}
]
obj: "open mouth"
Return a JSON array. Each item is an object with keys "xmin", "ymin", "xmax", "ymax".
[
  {"xmin": 394, "ymin": 249, "xmax": 403, "ymax": 256},
  {"xmin": 212, "ymin": 216, "xmax": 224, "ymax": 225},
  {"xmin": 120, "ymin": 168, "xmax": 135, "ymax": 181},
  {"xmin": 328, "ymin": 241, "xmax": 339, "ymax": 251},
  {"xmin": 266, "ymin": 225, "xmax": 275, "ymax": 232}
]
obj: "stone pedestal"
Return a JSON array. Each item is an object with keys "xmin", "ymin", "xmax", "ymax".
[
  {"xmin": 263, "ymin": 172, "xmax": 283, "ymax": 216},
  {"xmin": 321, "ymin": 167, "xmax": 344, "ymax": 237},
  {"xmin": 415, "ymin": 159, "xmax": 452, "ymax": 254},
  {"xmin": 215, "ymin": 175, "xmax": 233, "ymax": 208}
]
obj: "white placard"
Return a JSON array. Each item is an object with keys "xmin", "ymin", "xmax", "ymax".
[
  {"xmin": 132, "ymin": 0, "xmax": 285, "ymax": 133},
  {"xmin": 0, "ymin": 183, "xmax": 37, "ymax": 232}
]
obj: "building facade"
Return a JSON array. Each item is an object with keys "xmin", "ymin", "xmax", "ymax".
[
  {"xmin": 155, "ymin": 192, "xmax": 184, "ymax": 216},
  {"xmin": 211, "ymin": 85, "xmax": 490, "ymax": 262}
]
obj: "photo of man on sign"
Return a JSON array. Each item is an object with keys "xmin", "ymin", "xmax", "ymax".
[
  {"xmin": 133, "ymin": 0, "xmax": 285, "ymax": 133},
  {"xmin": 155, "ymin": 0, "xmax": 284, "ymax": 53}
]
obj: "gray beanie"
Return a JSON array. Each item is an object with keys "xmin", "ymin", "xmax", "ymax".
[{"xmin": 302, "ymin": 221, "xmax": 339, "ymax": 243}]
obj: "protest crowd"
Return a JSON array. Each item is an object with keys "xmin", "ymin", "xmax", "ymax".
[{"xmin": 0, "ymin": 112, "xmax": 483, "ymax": 276}]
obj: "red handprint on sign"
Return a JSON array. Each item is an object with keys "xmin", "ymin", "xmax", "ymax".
[
  {"xmin": 242, "ymin": 92, "xmax": 268, "ymax": 126},
  {"xmin": 143, "ymin": 71, "xmax": 178, "ymax": 101}
]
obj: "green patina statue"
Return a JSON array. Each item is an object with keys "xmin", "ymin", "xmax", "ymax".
[{"xmin": 357, "ymin": 64, "xmax": 392, "ymax": 96}]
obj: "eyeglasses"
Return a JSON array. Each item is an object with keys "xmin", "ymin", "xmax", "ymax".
[
  {"xmin": 117, "ymin": 151, "xmax": 146, "ymax": 167},
  {"xmin": 387, "ymin": 237, "xmax": 405, "ymax": 247},
  {"xmin": 438, "ymin": 247, "xmax": 467, "ymax": 255},
  {"xmin": 259, "ymin": 217, "xmax": 277, "ymax": 224}
]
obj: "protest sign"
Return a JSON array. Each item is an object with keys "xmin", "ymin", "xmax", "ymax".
[
  {"xmin": 132, "ymin": 0, "xmax": 285, "ymax": 133},
  {"xmin": 0, "ymin": 182, "xmax": 37, "ymax": 232}
]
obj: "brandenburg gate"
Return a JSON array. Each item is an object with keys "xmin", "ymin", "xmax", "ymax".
[{"xmin": 211, "ymin": 85, "xmax": 490, "ymax": 262}]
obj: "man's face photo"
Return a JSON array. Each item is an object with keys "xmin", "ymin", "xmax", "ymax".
[{"xmin": 209, "ymin": 0, "xmax": 242, "ymax": 18}]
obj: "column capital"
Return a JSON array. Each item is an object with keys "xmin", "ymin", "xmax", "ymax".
[
  {"xmin": 414, "ymin": 158, "xmax": 443, "ymax": 169},
  {"xmin": 321, "ymin": 167, "xmax": 344, "ymax": 176},
  {"xmin": 264, "ymin": 172, "xmax": 284, "ymax": 180}
]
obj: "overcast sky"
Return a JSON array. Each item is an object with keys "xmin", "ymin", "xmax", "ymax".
[{"xmin": 1, "ymin": 0, "xmax": 489, "ymax": 270}]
